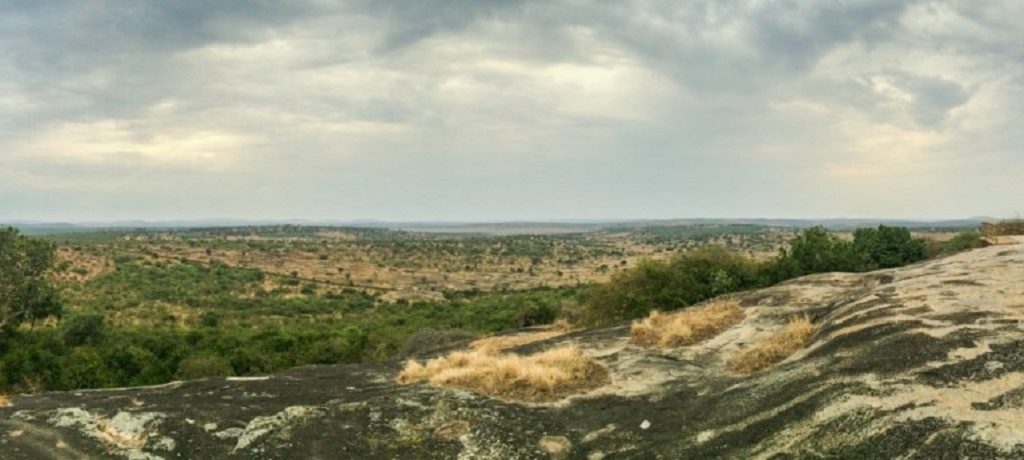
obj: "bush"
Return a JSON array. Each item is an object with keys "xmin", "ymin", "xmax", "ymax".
[
  {"xmin": 177, "ymin": 355, "xmax": 235, "ymax": 379},
  {"xmin": 581, "ymin": 246, "xmax": 763, "ymax": 325},
  {"xmin": 62, "ymin": 313, "xmax": 106, "ymax": 347},
  {"xmin": 512, "ymin": 301, "xmax": 559, "ymax": 328},
  {"xmin": 766, "ymin": 227, "xmax": 857, "ymax": 282},
  {"xmin": 766, "ymin": 225, "xmax": 927, "ymax": 281},
  {"xmin": 851, "ymin": 225, "xmax": 926, "ymax": 270},
  {"xmin": 932, "ymin": 230, "xmax": 983, "ymax": 256},
  {"xmin": 301, "ymin": 326, "xmax": 367, "ymax": 364},
  {"xmin": 60, "ymin": 347, "xmax": 114, "ymax": 389}
]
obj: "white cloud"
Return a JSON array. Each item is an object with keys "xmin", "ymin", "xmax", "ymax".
[{"xmin": 1, "ymin": 0, "xmax": 1022, "ymax": 221}]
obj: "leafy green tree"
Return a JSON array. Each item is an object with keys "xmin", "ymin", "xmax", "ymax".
[
  {"xmin": 0, "ymin": 227, "xmax": 62, "ymax": 335},
  {"xmin": 851, "ymin": 225, "xmax": 927, "ymax": 270},
  {"xmin": 768, "ymin": 226, "xmax": 857, "ymax": 281}
]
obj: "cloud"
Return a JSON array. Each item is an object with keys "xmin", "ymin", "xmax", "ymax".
[{"xmin": 1, "ymin": 0, "xmax": 1022, "ymax": 221}]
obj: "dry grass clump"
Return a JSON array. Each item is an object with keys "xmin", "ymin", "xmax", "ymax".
[
  {"xmin": 396, "ymin": 344, "xmax": 608, "ymax": 402},
  {"xmin": 729, "ymin": 316, "xmax": 816, "ymax": 374},
  {"xmin": 630, "ymin": 300, "xmax": 746, "ymax": 348},
  {"xmin": 0, "ymin": 395, "xmax": 9, "ymax": 407},
  {"xmin": 470, "ymin": 320, "xmax": 575, "ymax": 352}
]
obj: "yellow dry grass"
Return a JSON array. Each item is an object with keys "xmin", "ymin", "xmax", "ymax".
[
  {"xmin": 396, "ymin": 344, "xmax": 608, "ymax": 402},
  {"xmin": 729, "ymin": 316, "xmax": 816, "ymax": 374},
  {"xmin": 630, "ymin": 300, "xmax": 746, "ymax": 348},
  {"xmin": 470, "ymin": 320, "xmax": 574, "ymax": 352},
  {"xmin": 0, "ymin": 395, "xmax": 9, "ymax": 407}
]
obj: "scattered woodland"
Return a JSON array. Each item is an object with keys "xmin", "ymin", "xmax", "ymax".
[{"xmin": 0, "ymin": 222, "xmax": 987, "ymax": 393}]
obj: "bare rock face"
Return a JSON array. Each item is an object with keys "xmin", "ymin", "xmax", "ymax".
[{"xmin": 3, "ymin": 238, "xmax": 1024, "ymax": 459}]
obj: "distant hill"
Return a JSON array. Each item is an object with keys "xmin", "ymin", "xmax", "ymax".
[{"xmin": 3, "ymin": 217, "xmax": 990, "ymax": 236}]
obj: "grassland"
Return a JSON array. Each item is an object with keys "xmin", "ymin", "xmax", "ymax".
[{"xmin": 0, "ymin": 223, "xmax": 972, "ymax": 393}]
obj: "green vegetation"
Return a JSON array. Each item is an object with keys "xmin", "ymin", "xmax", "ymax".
[
  {"xmin": 0, "ymin": 241, "xmax": 579, "ymax": 392},
  {"xmin": 581, "ymin": 226, "xmax": 936, "ymax": 325},
  {"xmin": 0, "ymin": 228, "xmax": 62, "ymax": 335},
  {"xmin": 0, "ymin": 223, "xmax": 979, "ymax": 392},
  {"xmin": 580, "ymin": 247, "xmax": 763, "ymax": 324},
  {"xmin": 927, "ymin": 230, "xmax": 984, "ymax": 257},
  {"xmin": 768, "ymin": 225, "xmax": 926, "ymax": 282}
]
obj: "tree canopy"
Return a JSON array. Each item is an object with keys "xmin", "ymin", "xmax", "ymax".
[{"xmin": 0, "ymin": 227, "xmax": 62, "ymax": 336}]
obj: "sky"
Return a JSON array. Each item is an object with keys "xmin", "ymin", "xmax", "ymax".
[{"xmin": 1, "ymin": 0, "xmax": 1022, "ymax": 222}]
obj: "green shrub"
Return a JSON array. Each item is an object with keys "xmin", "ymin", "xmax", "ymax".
[
  {"xmin": 851, "ymin": 225, "xmax": 926, "ymax": 269},
  {"xmin": 177, "ymin": 355, "xmax": 235, "ymax": 379},
  {"xmin": 60, "ymin": 347, "xmax": 114, "ymax": 389},
  {"xmin": 301, "ymin": 327, "xmax": 367, "ymax": 364},
  {"xmin": 61, "ymin": 313, "xmax": 106, "ymax": 346},
  {"xmin": 581, "ymin": 246, "xmax": 764, "ymax": 325},
  {"xmin": 765, "ymin": 225, "xmax": 926, "ymax": 281},
  {"xmin": 766, "ymin": 227, "xmax": 857, "ymax": 282},
  {"xmin": 938, "ymin": 230, "xmax": 983, "ymax": 255}
]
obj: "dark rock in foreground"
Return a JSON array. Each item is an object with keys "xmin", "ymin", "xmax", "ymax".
[{"xmin": 3, "ymin": 237, "xmax": 1024, "ymax": 459}]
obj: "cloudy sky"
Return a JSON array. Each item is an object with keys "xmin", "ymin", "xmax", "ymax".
[{"xmin": 1, "ymin": 1, "xmax": 1021, "ymax": 222}]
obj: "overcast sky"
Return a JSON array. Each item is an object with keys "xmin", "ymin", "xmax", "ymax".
[{"xmin": 1, "ymin": 1, "xmax": 1021, "ymax": 222}]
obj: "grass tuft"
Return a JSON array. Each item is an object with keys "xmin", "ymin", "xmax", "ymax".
[
  {"xmin": 470, "ymin": 320, "xmax": 574, "ymax": 352},
  {"xmin": 629, "ymin": 300, "xmax": 745, "ymax": 348},
  {"xmin": 397, "ymin": 344, "xmax": 607, "ymax": 402},
  {"xmin": 729, "ymin": 315, "xmax": 816, "ymax": 373}
]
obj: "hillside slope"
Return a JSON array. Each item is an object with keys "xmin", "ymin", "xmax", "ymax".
[{"xmin": 2, "ymin": 237, "xmax": 1023, "ymax": 459}]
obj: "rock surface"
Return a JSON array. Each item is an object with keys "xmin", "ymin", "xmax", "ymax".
[{"xmin": 3, "ymin": 238, "xmax": 1024, "ymax": 459}]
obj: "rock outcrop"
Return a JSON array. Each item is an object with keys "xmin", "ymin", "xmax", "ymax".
[{"xmin": 3, "ymin": 237, "xmax": 1024, "ymax": 459}]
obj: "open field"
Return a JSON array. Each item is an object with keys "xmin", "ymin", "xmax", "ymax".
[{"xmin": 46, "ymin": 224, "xmax": 800, "ymax": 305}]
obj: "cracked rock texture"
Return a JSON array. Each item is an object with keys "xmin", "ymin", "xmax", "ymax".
[{"xmin": 2, "ymin": 237, "xmax": 1024, "ymax": 459}]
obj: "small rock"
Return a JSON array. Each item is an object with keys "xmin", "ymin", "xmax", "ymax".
[
  {"xmin": 639, "ymin": 420, "xmax": 651, "ymax": 430},
  {"xmin": 213, "ymin": 427, "xmax": 244, "ymax": 440},
  {"xmin": 582, "ymin": 424, "xmax": 617, "ymax": 443},
  {"xmin": 203, "ymin": 423, "xmax": 218, "ymax": 432},
  {"xmin": 226, "ymin": 376, "xmax": 269, "ymax": 382},
  {"xmin": 11, "ymin": 411, "xmax": 35, "ymax": 421},
  {"xmin": 539, "ymin": 435, "xmax": 572, "ymax": 458}
]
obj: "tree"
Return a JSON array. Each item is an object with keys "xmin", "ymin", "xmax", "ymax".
[
  {"xmin": 0, "ymin": 227, "xmax": 62, "ymax": 336},
  {"xmin": 851, "ymin": 225, "xmax": 927, "ymax": 269},
  {"xmin": 768, "ymin": 226, "xmax": 857, "ymax": 281}
]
